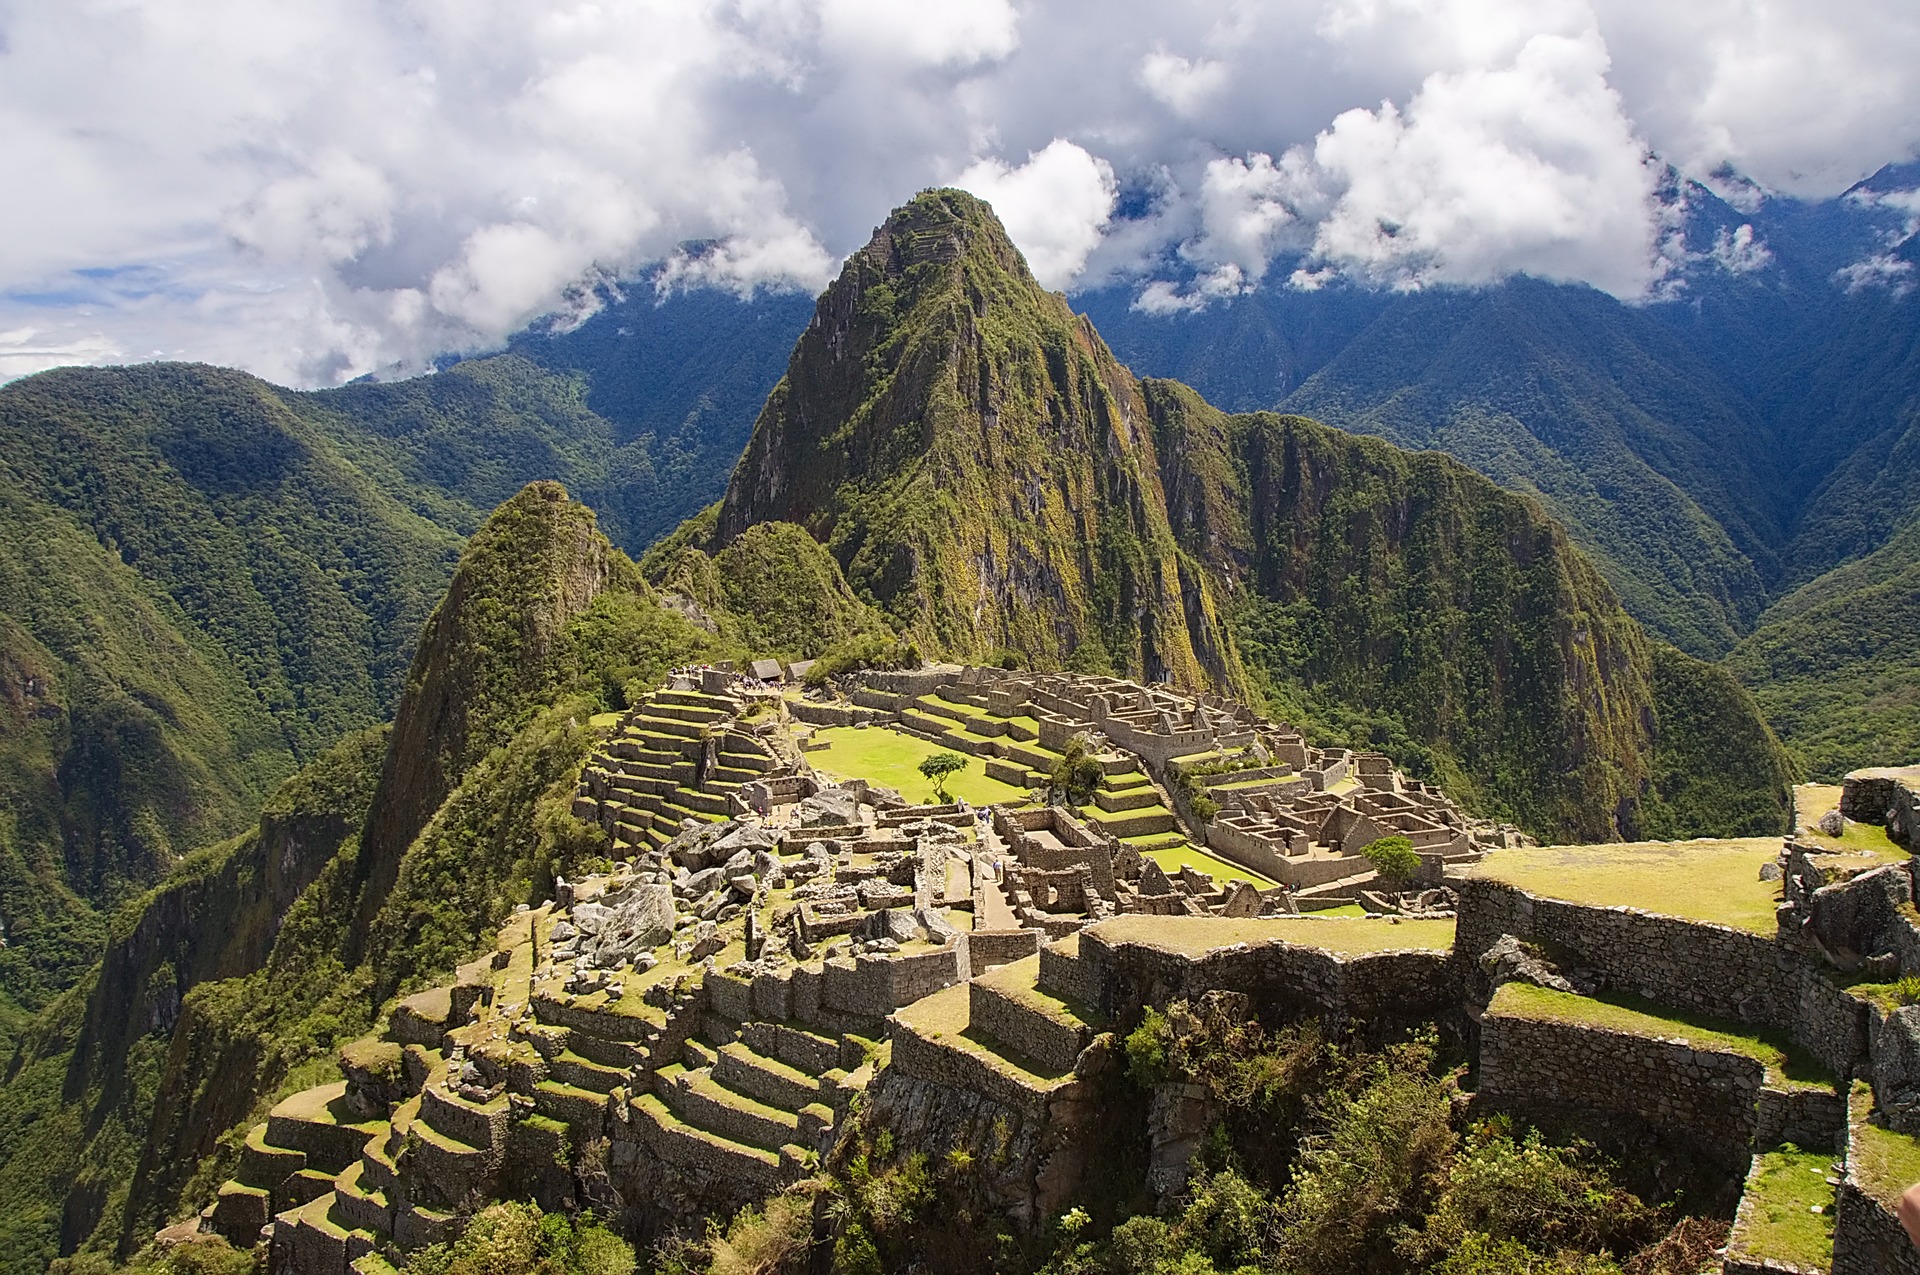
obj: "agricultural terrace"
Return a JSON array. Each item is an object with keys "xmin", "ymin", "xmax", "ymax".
[
  {"xmin": 1794, "ymin": 783, "xmax": 1908, "ymax": 861},
  {"xmin": 1464, "ymin": 838, "xmax": 1785, "ymax": 934}
]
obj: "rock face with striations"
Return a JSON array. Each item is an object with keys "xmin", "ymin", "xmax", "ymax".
[{"xmin": 702, "ymin": 188, "xmax": 1793, "ymax": 843}]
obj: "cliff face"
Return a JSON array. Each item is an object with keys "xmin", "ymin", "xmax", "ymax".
[
  {"xmin": 708, "ymin": 190, "xmax": 1792, "ymax": 841},
  {"xmin": 715, "ymin": 189, "xmax": 1239, "ymax": 687},
  {"xmin": 349, "ymin": 481, "xmax": 612, "ymax": 952}
]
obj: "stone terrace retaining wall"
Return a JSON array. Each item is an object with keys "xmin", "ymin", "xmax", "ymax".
[
  {"xmin": 966, "ymin": 929, "xmax": 1043, "ymax": 976},
  {"xmin": 1478, "ymin": 1012, "xmax": 1795, "ymax": 1173},
  {"xmin": 1457, "ymin": 879, "xmax": 1869, "ymax": 1079},
  {"xmin": 1077, "ymin": 931, "xmax": 1457, "ymax": 1027},
  {"xmin": 1835, "ymin": 1180, "xmax": 1920, "ymax": 1275}
]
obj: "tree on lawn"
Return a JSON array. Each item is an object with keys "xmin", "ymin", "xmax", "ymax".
[
  {"xmin": 1361, "ymin": 835, "xmax": 1420, "ymax": 884},
  {"xmin": 918, "ymin": 751, "xmax": 969, "ymax": 802}
]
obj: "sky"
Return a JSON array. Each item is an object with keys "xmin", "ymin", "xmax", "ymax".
[{"xmin": 3, "ymin": 0, "xmax": 1919, "ymax": 385}]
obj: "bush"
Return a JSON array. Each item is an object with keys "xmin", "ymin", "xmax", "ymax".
[
  {"xmin": 1361, "ymin": 835, "xmax": 1420, "ymax": 883},
  {"xmin": 1125, "ymin": 1006, "xmax": 1174, "ymax": 1087},
  {"xmin": 1050, "ymin": 737, "xmax": 1106, "ymax": 805}
]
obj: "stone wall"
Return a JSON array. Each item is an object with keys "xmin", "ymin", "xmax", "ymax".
[
  {"xmin": 1456, "ymin": 878, "xmax": 1869, "ymax": 1080},
  {"xmin": 821, "ymin": 946, "xmax": 966, "ymax": 1018},
  {"xmin": 1841, "ymin": 768, "xmax": 1920, "ymax": 850},
  {"xmin": 1834, "ymin": 1180, "xmax": 1920, "ymax": 1275},
  {"xmin": 965, "ymin": 929, "xmax": 1042, "ymax": 975},
  {"xmin": 1077, "ymin": 930, "xmax": 1457, "ymax": 1027},
  {"xmin": 1477, "ymin": 1012, "xmax": 1777, "ymax": 1172}
]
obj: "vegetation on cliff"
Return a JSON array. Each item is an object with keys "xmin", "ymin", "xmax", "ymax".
[{"xmin": 678, "ymin": 1009, "xmax": 1725, "ymax": 1275}]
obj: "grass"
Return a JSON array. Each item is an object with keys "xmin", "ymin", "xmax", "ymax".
[
  {"xmin": 1735, "ymin": 1146, "xmax": 1836, "ymax": 1270},
  {"xmin": 1489, "ymin": 983, "xmax": 1830, "ymax": 1089},
  {"xmin": 1465, "ymin": 838, "xmax": 1785, "ymax": 934},
  {"xmin": 808, "ymin": 726, "xmax": 1029, "ymax": 806},
  {"xmin": 1306, "ymin": 903, "xmax": 1368, "ymax": 918},
  {"xmin": 1144, "ymin": 842, "xmax": 1274, "ymax": 888},
  {"xmin": 1091, "ymin": 913, "xmax": 1455, "ymax": 957},
  {"xmin": 1792, "ymin": 783, "xmax": 1907, "ymax": 861},
  {"xmin": 1852, "ymin": 1114, "xmax": 1920, "ymax": 1210}
]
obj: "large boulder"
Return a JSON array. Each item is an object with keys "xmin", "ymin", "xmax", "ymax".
[
  {"xmin": 572, "ymin": 881, "xmax": 676, "ymax": 969},
  {"xmin": 797, "ymin": 787, "xmax": 861, "ymax": 827}
]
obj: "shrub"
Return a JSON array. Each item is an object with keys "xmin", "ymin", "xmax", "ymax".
[
  {"xmin": 1361, "ymin": 835, "xmax": 1420, "ymax": 883},
  {"xmin": 1050, "ymin": 737, "xmax": 1105, "ymax": 805},
  {"xmin": 1125, "ymin": 1005, "xmax": 1174, "ymax": 1086}
]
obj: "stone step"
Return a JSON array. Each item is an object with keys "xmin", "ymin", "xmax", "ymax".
[
  {"xmin": 208, "ymin": 1182, "xmax": 271, "ymax": 1248},
  {"xmin": 738, "ymin": 1020, "xmax": 844, "ymax": 1075},
  {"xmin": 968, "ymin": 954, "xmax": 1104, "ymax": 1074},
  {"xmin": 651, "ymin": 689, "xmax": 738, "ymax": 712},
  {"xmin": 332, "ymin": 1162, "xmax": 392, "ymax": 1240},
  {"xmin": 1092, "ymin": 784, "xmax": 1163, "ymax": 812},
  {"xmin": 718, "ymin": 751, "xmax": 774, "ymax": 774},
  {"xmin": 683, "ymin": 1038, "xmax": 717, "ymax": 1070},
  {"xmin": 392, "ymin": 1202, "xmax": 457, "ymax": 1251},
  {"xmin": 275, "ymin": 1167, "xmax": 336, "ymax": 1215},
  {"xmin": 533, "ymin": 1080, "xmax": 611, "ymax": 1133},
  {"xmin": 628, "ymin": 714, "xmax": 707, "ymax": 741},
  {"xmin": 1084, "ymin": 806, "xmax": 1178, "ymax": 838},
  {"xmin": 566, "ymin": 1033, "xmax": 649, "ymax": 1072},
  {"xmin": 629, "ymin": 1093, "xmax": 786, "ymax": 1189},
  {"xmin": 275, "ymin": 1192, "xmax": 374, "ymax": 1275},
  {"xmin": 237, "ymin": 1121, "xmax": 306, "ymax": 1189},
  {"xmin": 406, "ymin": 1118, "xmax": 495, "ymax": 1212},
  {"xmin": 419, "ymin": 1083, "xmax": 509, "ymax": 1154},
  {"xmin": 714, "ymin": 1041, "xmax": 824, "ymax": 1112},
  {"xmin": 648, "ymin": 701, "xmax": 731, "ymax": 725},
  {"xmin": 901, "ymin": 708, "xmax": 959, "ymax": 737},
  {"xmin": 1105, "ymin": 770, "xmax": 1153, "ymax": 790},
  {"xmin": 266, "ymin": 1082, "xmax": 385, "ymax": 1175},
  {"xmin": 548, "ymin": 1050, "xmax": 627, "ymax": 1093},
  {"xmin": 655, "ymin": 1063, "xmax": 803, "ymax": 1152},
  {"xmin": 710, "ymin": 765, "xmax": 761, "ymax": 786},
  {"xmin": 678, "ymin": 788, "xmax": 732, "ymax": 816},
  {"xmin": 889, "ymin": 983, "xmax": 1083, "ymax": 1111}
]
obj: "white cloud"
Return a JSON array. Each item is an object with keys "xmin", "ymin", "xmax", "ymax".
[
  {"xmin": 1709, "ymin": 223, "xmax": 1771, "ymax": 275},
  {"xmin": 1139, "ymin": 51, "xmax": 1229, "ymax": 118},
  {"xmin": 3, "ymin": 0, "xmax": 1920, "ymax": 382},
  {"xmin": 956, "ymin": 140, "xmax": 1118, "ymax": 290}
]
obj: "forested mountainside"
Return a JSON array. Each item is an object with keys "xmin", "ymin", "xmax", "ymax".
[
  {"xmin": 702, "ymin": 189, "xmax": 1791, "ymax": 843},
  {"xmin": 1078, "ymin": 162, "xmax": 1920, "ymax": 776},
  {"xmin": 0, "ymin": 299, "xmax": 801, "ymax": 1045},
  {"xmin": 0, "ymin": 482, "xmax": 888, "ymax": 1273}
]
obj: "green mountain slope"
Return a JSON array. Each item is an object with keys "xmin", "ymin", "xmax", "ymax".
[
  {"xmin": 715, "ymin": 190, "xmax": 1239, "ymax": 687},
  {"xmin": 704, "ymin": 189, "xmax": 1793, "ymax": 842},
  {"xmin": 1273, "ymin": 281, "xmax": 1777, "ymax": 656},
  {"xmin": 0, "ymin": 483, "xmax": 797, "ymax": 1271}
]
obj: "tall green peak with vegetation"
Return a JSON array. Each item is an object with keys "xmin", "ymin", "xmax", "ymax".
[
  {"xmin": 0, "ymin": 480, "xmax": 803, "ymax": 1272},
  {"xmin": 702, "ymin": 190, "xmax": 1792, "ymax": 841},
  {"xmin": 714, "ymin": 187, "xmax": 1241, "ymax": 688}
]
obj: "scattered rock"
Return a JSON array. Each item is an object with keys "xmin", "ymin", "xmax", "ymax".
[{"xmin": 1818, "ymin": 809, "xmax": 1846, "ymax": 837}]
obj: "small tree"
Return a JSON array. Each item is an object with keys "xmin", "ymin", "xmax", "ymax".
[
  {"xmin": 918, "ymin": 751, "xmax": 969, "ymax": 802},
  {"xmin": 1361, "ymin": 835, "xmax": 1420, "ymax": 884}
]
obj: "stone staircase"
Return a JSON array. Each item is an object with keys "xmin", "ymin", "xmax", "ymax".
[
  {"xmin": 576, "ymin": 689, "xmax": 784, "ymax": 854},
  {"xmin": 637, "ymin": 1005, "xmax": 882, "ymax": 1190}
]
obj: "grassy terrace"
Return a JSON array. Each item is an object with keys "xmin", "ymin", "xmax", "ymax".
[
  {"xmin": 1735, "ymin": 1146, "xmax": 1836, "ymax": 1271},
  {"xmin": 808, "ymin": 725, "xmax": 1030, "ymax": 805},
  {"xmin": 1464, "ymin": 838, "xmax": 1785, "ymax": 934},
  {"xmin": 1850, "ymin": 1081, "xmax": 1920, "ymax": 1211},
  {"xmin": 1090, "ymin": 913, "xmax": 1455, "ymax": 957},
  {"xmin": 893, "ymin": 981, "xmax": 1077, "ymax": 1087},
  {"xmin": 1795, "ymin": 782, "xmax": 1908, "ymax": 861},
  {"xmin": 1490, "ymin": 983, "xmax": 1830, "ymax": 1089},
  {"xmin": 1143, "ymin": 842, "xmax": 1274, "ymax": 888}
]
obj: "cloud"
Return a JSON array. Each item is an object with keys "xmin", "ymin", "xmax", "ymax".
[
  {"xmin": 956, "ymin": 140, "xmax": 1118, "ymax": 290},
  {"xmin": 2, "ymin": 0, "xmax": 1920, "ymax": 384},
  {"xmin": 1139, "ymin": 50, "xmax": 1229, "ymax": 118},
  {"xmin": 1708, "ymin": 223, "xmax": 1771, "ymax": 275}
]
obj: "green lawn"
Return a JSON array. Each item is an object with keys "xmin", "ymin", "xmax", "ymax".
[
  {"xmin": 1144, "ymin": 842, "xmax": 1274, "ymax": 888},
  {"xmin": 1466, "ymin": 838, "xmax": 1785, "ymax": 934},
  {"xmin": 808, "ymin": 726, "xmax": 1030, "ymax": 806},
  {"xmin": 1795, "ymin": 784, "xmax": 1907, "ymax": 861},
  {"xmin": 1490, "ymin": 983, "xmax": 1830, "ymax": 1089},
  {"xmin": 1735, "ymin": 1147, "xmax": 1835, "ymax": 1270}
]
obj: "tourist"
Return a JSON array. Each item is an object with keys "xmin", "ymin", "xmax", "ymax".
[{"xmin": 1902, "ymin": 1181, "xmax": 1920, "ymax": 1250}]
